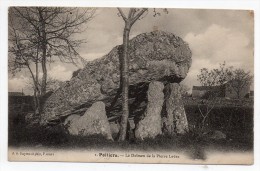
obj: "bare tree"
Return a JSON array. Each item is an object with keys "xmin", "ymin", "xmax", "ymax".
[
  {"xmin": 117, "ymin": 8, "xmax": 168, "ymax": 141},
  {"xmin": 196, "ymin": 62, "xmax": 232, "ymax": 132},
  {"xmin": 117, "ymin": 8, "xmax": 147, "ymax": 141},
  {"xmin": 227, "ymin": 69, "xmax": 253, "ymax": 99},
  {"xmin": 9, "ymin": 15, "xmax": 42, "ymax": 114},
  {"xmin": 9, "ymin": 7, "xmax": 95, "ymax": 116}
]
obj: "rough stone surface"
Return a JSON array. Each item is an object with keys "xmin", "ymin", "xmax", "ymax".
[
  {"xmin": 64, "ymin": 102, "xmax": 113, "ymax": 140},
  {"xmin": 135, "ymin": 81, "xmax": 164, "ymax": 140},
  {"xmin": 109, "ymin": 122, "xmax": 120, "ymax": 138},
  {"xmin": 41, "ymin": 31, "xmax": 192, "ymax": 124},
  {"xmin": 163, "ymin": 83, "xmax": 189, "ymax": 135}
]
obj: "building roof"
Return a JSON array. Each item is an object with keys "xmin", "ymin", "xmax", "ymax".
[{"xmin": 192, "ymin": 85, "xmax": 223, "ymax": 91}]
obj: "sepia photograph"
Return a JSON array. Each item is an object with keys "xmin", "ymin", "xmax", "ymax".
[{"xmin": 8, "ymin": 7, "xmax": 254, "ymax": 164}]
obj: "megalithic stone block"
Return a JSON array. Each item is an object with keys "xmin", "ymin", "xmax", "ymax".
[
  {"xmin": 64, "ymin": 101, "xmax": 113, "ymax": 140},
  {"xmin": 41, "ymin": 31, "xmax": 192, "ymax": 126},
  {"xmin": 164, "ymin": 83, "xmax": 189, "ymax": 135},
  {"xmin": 135, "ymin": 81, "xmax": 164, "ymax": 140}
]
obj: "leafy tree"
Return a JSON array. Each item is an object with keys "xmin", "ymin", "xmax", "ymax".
[
  {"xmin": 196, "ymin": 62, "xmax": 233, "ymax": 132},
  {"xmin": 227, "ymin": 69, "xmax": 253, "ymax": 99},
  {"xmin": 197, "ymin": 62, "xmax": 233, "ymax": 87},
  {"xmin": 196, "ymin": 62, "xmax": 253, "ymax": 132}
]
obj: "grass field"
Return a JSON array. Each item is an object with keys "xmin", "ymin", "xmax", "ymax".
[{"xmin": 8, "ymin": 97, "xmax": 253, "ymax": 160}]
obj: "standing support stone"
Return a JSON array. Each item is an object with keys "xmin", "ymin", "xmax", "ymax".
[
  {"xmin": 64, "ymin": 101, "xmax": 113, "ymax": 140},
  {"xmin": 164, "ymin": 83, "xmax": 189, "ymax": 135},
  {"xmin": 135, "ymin": 81, "xmax": 164, "ymax": 140}
]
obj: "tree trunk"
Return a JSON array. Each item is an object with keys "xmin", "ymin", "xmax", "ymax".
[
  {"xmin": 27, "ymin": 63, "xmax": 41, "ymax": 117},
  {"xmin": 116, "ymin": 8, "xmax": 147, "ymax": 141},
  {"xmin": 118, "ymin": 23, "xmax": 131, "ymax": 141},
  {"xmin": 39, "ymin": 8, "xmax": 47, "ymax": 96},
  {"xmin": 35, "ymin": 60, "xmax": 41, "ymax": 116},
  {"xmin": 41, "ymin": 53, "xmax": 47, "ymax": 96},
  {"xmin": 33, "ymin": 88, "xmax": 40, "ymax": 116},
  {"xmin": 201, "ymin": 117, "xmax": 206, "ymax": 132}
]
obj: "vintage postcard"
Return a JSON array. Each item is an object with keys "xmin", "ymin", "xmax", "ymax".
[{"xmin": 8, "ymin": 7, "xmax": 254, "ymax": 164}]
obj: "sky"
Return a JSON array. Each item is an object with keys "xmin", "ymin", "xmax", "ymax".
[{"xmin": 8, "ymin": 8, "xmax": 254, "ymax": 95}]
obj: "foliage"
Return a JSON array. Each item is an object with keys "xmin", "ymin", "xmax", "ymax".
[
  {"xmin": 197, "ymin": 62, "xmax": 233, "ymax": 87},
  {"xmin": 196, "ymin": 62, "xmax": 232, "ymax": 132},
  {"xmin": 226, "ymin": 69, "xmax": 253, "ymax": 98},
  {"xmin": 196, "ymin": 62, "xmax": 253, "ymax": 132}
]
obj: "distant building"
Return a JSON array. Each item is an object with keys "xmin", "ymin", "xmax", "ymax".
[
  {"xmin": 8, "ymin": 92, "xmax": 24, "ymax": 96},
  {"xmin": 8, "ymin": 91, "xmax": 33, "ymax": 106},
  {"xmin": 192, "ymin": 82, "xmax": 250, "ymax": 99},
  {"xmin": 192, "ymin": 85, "xmax": 225, "ymax": 98}
]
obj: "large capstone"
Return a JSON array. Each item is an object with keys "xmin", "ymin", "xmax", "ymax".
[
  {"xmin": 64, "ymin": 101, "xmax": 113, "ymax": 140},
  {"xmin": 135, "ymin": 81, "xmax": 164, "ymax": 140},
  {"xmin": 163, "ymin": 83, "xmax": 189, "ymax": 135},
  {"xmin": 41, "ymin": 31, "xmax": 192, "ymax": 125}
]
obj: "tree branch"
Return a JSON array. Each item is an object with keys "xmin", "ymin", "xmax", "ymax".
[
  {"xmin": 131, "ymin": 8, "xmax": 148, "ymax": 24},
  {"xmin": 117, "ymin": 8, "xmax": 127, "ymax": 22}
]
